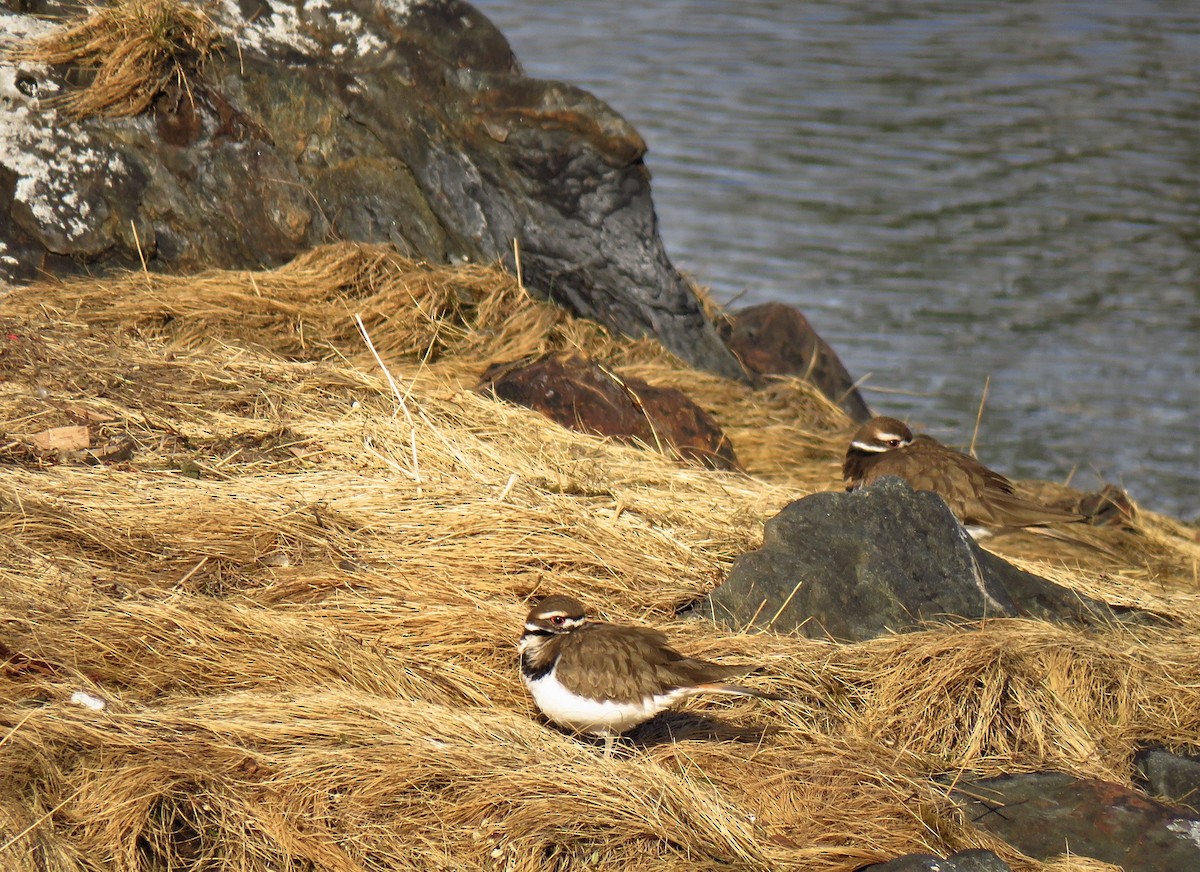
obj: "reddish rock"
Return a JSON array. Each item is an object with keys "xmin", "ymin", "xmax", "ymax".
[
  {"xmin": 952, "ymin": 772, "xmax": 1200, "ymax": 870},
  {"xmin": 718, "ymin": 302, "xmax": 871, "ymax": 422},
  {"xmin": 477, "ymin": 352, "xmax": 739, "ymax": 471}
]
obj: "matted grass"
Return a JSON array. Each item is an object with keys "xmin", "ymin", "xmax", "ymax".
[
  {"xmin": 1, "ymin": 243, "xmax": 1197, "ymax": 871},
  {"xmin": 7, "ymin": 0, "xmax": 219, "ymax": 118}
]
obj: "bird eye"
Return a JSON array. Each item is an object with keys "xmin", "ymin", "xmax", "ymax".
[
  {"xmin": 550, "ymin": 615, "xmax": 566, "ymax": 626},
  {"xmin": 887, "ymin": 439, "xmax": 901, "ymax": 447}
]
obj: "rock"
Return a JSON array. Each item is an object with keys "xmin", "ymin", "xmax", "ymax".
[
  {"xmin": 718, "ymin": 302, "xmax": 871, "ymax": 422},
  {"xmin": 477, "ymin": 351, "xmax": 739, "ymax": 470},
  {"xmin": 0, "ymin": 0, "xmax": 745, "ymax": 381},
  {"xmin": 1135, "ymin": 747, "xmax": 1200, "ymax": 812},
  {"xmin": 950, "ymin": 772, "xmax": 1200, "ymax": 870},
  {"xmin": 701, "ymin": 476, "xmax": 1123, "ymax": 640},
  {"xmin": 860, "ymin": 849, "xmax": 1011, "ymax": 872},
  {"xmin": 1076, "ymin": 484, "xmax": 1138, "ymax": 527}
]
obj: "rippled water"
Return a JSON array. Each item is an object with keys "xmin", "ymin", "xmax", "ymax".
[{"xmin": 474, "ymin": 0, "xmax": 1199, "ymax": 519}]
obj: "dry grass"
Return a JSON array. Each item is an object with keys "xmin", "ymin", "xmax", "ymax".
[
  {"xmin": 1, "ymin": 242, "xmax": 1198, "ymax": 871},
  {"xmin": 7, "ymin": 0, "xmax": 219, "ymax": 118}
]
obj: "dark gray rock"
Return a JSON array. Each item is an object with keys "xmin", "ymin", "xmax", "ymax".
[
  {"xmin": 936, "ymin": 851, "xmax": 1013, "ymax": 872},
  {"xmin": 0, "ymin": 0, "xmax": 745, "ymax": 380},
  {"xmin": 950, "ymin": 772, "xmax": 1200, "ymax": 870},
  {"xmin": 702, "ymin": 476, "xmax": 1123, "ymax": 640},
  {"xmin": 860, "ymin": 856, "xmax": 945, "ymax": 872},
  {"xmin": 861, "ymin": 850, "xmax": 1011, "ymax": 872},
  {"xmin": 1135, "ymin": 747, "xmax": 1200, "ymax": 812}
]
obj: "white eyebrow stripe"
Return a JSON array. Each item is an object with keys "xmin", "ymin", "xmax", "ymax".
[
  {"xmin": 528, "ymin": 615, "xmax": 586, "ymax": 629},
  {"xmin": 851, "ymin": 440, "xmax": 890, "ymax": 453}
]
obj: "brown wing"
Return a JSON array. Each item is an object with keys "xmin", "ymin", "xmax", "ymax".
[
  {"xmin": 960, "ymin": 486, "xmax": 1084, "ymax": 527},
  {"xmin": 555, "ymin": 623, "xmax": 754, "ymax": 701},
  {"xmin": 862, "ymin": 436, "xmax": 1080, "ymax": 526}
]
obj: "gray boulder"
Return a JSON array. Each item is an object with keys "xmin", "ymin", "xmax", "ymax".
[
  {"xmin": 1135, "ymin": 747, "xmax": 1200, "ymax": 812},
  {"xmin": 0, "ymin": 0, "xmax": 745, "ymax": 380},
  {"xmin": 702, "ymin": 476, "xmax": 1123, "ymax": 641}
]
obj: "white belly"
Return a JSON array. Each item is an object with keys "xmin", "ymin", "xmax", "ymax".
[{"xmin": 524, "ymin": 667, "xmax": 688, "ymax": 736}]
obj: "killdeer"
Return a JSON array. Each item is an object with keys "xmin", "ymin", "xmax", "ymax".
[
  {"xmin": 843, "ymin": 416, "xmax": 1082, "ymax": 533},
  {"xmin": 518, "ymin": 595, "xmax": 781, "ymax": 755}
]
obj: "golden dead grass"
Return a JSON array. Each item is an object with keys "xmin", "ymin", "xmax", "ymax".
[
  {"xmin": 8, "ymin": 0, "xmax": 219, "ymax": 118},
  {"xmin": 1, "ymin": 243, "xmax": 1198, "ymax": 871}
]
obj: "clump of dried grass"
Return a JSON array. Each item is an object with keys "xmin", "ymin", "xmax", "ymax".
[
  {"xmin": 1, "ymin": 243, "xmax": 1198, "ymax": 871},
  {"xmin": 9, "ymin": 0, "xmax": 219, "ymax": 118}
]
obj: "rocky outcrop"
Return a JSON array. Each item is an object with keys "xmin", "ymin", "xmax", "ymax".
[
  {"xmin": 0, "ymin": 0, "xmax": 745, "ymax": 380},
  {"xmin": 701, "ymin": 476, "xmax": 1126, "ymax": 640},
  {"xmin": 477, "ymin": 352, "xmax": 739, "ymax": 470}
]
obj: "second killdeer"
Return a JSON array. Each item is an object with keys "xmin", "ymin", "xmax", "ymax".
[
  {"xmin": 518, "ymin": 595, "xmax": 781, "ymax": 755},
  {"xmin": 843, "ymin": 416, "xmax": 1083, "ymax": 533}
]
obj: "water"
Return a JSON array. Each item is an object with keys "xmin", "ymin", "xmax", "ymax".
[{"xmin": 473, "ymin": 0, "xmax": 1200, "ymax": 520}]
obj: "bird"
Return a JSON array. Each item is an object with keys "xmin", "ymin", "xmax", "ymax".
[
  {"xmin": 842, "ymin": 415, "xmax": 1082, "ymax": 533},
  {"xmin": 518, "ymin": 594, "xmax": 781, "ymax": 755}
]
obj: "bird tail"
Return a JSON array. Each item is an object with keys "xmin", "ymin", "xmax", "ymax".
[
  {"xmin": 696, "ymin": 682, "xmax": 787, "ymax": 702},
  {"xmin": 990, "ymin": 491, "xmax": 1085, "ymax": 526}
]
